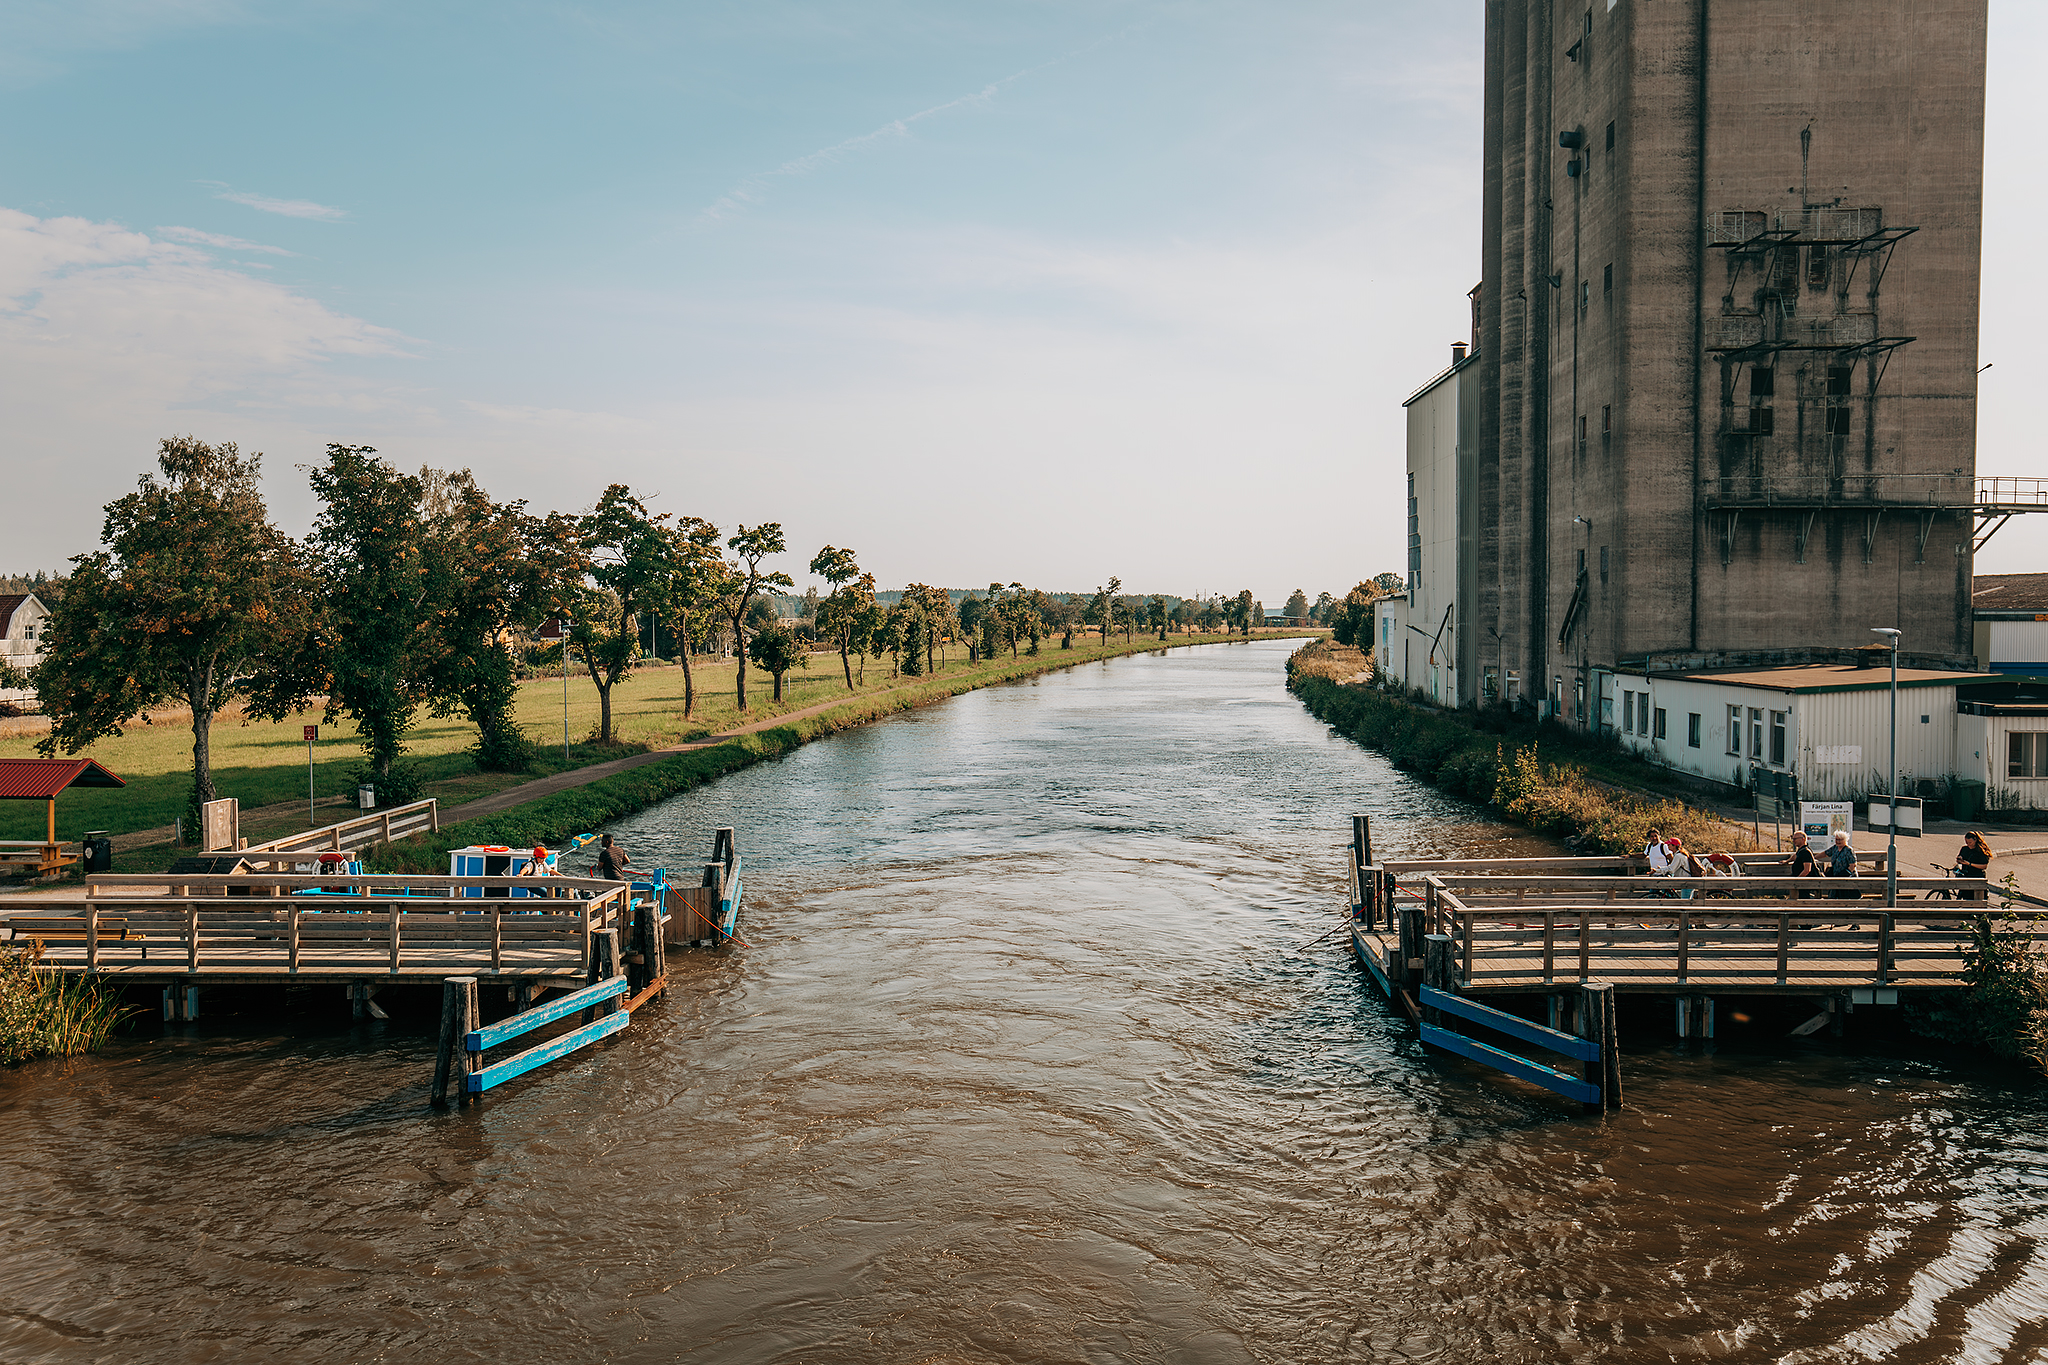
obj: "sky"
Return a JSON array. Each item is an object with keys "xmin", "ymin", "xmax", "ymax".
[{"xmin": 0, "ymin": 1, "xmax": 2040, "ymax": 605}]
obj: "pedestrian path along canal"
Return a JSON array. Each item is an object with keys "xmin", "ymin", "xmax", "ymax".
[{"xmin": 5, "ymin": 638, "xmax": 2048, "ymax": 1362}]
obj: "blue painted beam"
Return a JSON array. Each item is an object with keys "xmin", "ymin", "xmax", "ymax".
[
  {"xmin": 1353, "ymin": 926, "xmax": 1393, "ymax": 998},
  {"xmin": 465, "ymin": 1010, "xmax": 630, "ymax": 1092},
  {"xmin": 718, "ymin": 860, "xmax": 744, "ymax": 935},
  {"xmin": 464, "ymin": 975, "xmax": 629, "ymax": 1051},
  {"xmin": 1419, "ymin": 1023, "xmax": 1603, "ymax": 1105},
  {"xmin": 1419, "ymin": 986, "xmax": 1600, "ymax": 1062}
]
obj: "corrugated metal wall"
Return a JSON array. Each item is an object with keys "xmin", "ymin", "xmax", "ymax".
[{"xmin": 1795, "ymin": 688, "xmax": 1958, "ymax": 801}]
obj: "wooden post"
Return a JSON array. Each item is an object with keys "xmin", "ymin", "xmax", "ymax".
[
  {"xmin": 1424, "ymin": 877, "xmax": 1440, "ymax": 936},
  {"xmin": 1396, "ymin": 906, "xmax": 1425, "ymax": 985},
  {"xmin": 288, "ymin": 903, "xmax": 301, "ymax": 974},
  {"xmin": 584, "ymin": 929, "xmax": 620, "ymax": 1023},
  {"xmin": 1675, "ymin": 910, "xmax": 1690, "ymax": 984},
  {"xmin": 1776, "ymin": 914, "xmax": 1790, "ymax": 986},
  {"xmin": 1579, "ymin": 982, "xmax": 1620, "ymax": 1111},
  {"xmin": 381, "ymin": 811, "xmax": 392, "ymax": 846},
  {"xmin": 387, "ymin": 904, "xmax": 401, "ymax": 974},
  {"xmin": 85, "ymin": 902, "xmax": 99, "ymax": 973},
  {"xmin": 432, "ymin": 977, "xmax": 468, "ymax": 1105},
  {"xmin": 1421, "ymin": 933, "xmax": 1455, "ymax": 1024},
  {"xmin": 351, "ymin": 982, "xmax": 366, "ymax": 1019},
  {"xmin": 1877, "ymin": 912, "xmax": 1894, "ymax": 985},
  {"xmin": 186, "ymin": 901, "xmax": 200, "ymax": 972},
  {"xmin": 429, "ymin": 800, "xmax": 440, "ymax": 833},
  {"xmin": 1541, "ymin": 911, "xmax": 1555, "ymax": 984},
  {"xmin": 1351, "ymin": 815, "xmax": 1372, "ymax": 924}
]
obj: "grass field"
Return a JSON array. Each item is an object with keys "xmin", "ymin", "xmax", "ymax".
[{"xmin": 1, "ymin": 631, "xmax": 1316, "ymax": 851}]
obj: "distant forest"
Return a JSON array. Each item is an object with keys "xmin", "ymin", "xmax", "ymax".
[{"xmin": 1, "ymin": 572, "xmax": 66, "ymax": 604}]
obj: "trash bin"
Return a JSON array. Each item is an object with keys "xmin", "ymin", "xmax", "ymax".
[
  {"xmin": 1952, "ymin": 779, "xmax": 1985, "ymax": 823},
  {"xmin": 358, "ymin": 784, "xmax": 376, "ymax": 811},
  {"xmin": 82, "ymin": 831, "xmax": 113, "ymax": 873}
]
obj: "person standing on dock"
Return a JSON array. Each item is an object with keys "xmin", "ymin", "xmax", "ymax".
[
  {"xmin": 1644, "ymin": 828, "xmax": 1672, "ymax": 876},
  {"xmin": 596, "ymin": 833, "xmax": 633, "ymax": 882},
  {"xmin": 1955, "ymin": 831, "xmax": 1993, "ymax": 902},
  {"xmin": 1785, "ymin": 831, "xmax": 1819, "ymax": 897},
  {"xmin": 1823, "ymin": 831, "xmax": 1859, "ymax": 899}
]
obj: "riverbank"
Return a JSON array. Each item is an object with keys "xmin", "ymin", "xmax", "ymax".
[
  {"xmin": 375, "ymin": 631, "xmax": 1322, "ymax": 874},
  {"xmin": 1, "ymin": 629, "xmax": 1315, "ymax": 879},
  {"xmin": 1287, "ymin": 640, "xmax": 1758, "ymax": 857}
]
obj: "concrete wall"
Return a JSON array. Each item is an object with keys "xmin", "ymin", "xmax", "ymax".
[{"xmin": 1476, "ymin": 0, "xmax": 1988, "ymax": 723}]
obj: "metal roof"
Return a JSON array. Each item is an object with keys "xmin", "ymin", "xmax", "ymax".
[
  {"xmin": 1662, "ymin": 663, "xmax": 1993, "ymax": 695},
  {"xmin": 0, "ymin": 758, "xmax": 126, "ymax": 800},
  {"xmin": 1974, "ymin": 573, "xmax": 2048, "ymax": 615}
]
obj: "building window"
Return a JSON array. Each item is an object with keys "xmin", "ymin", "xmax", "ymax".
[
  {"xmin": 1726, "ymin": 705, "xmax": 1742, "ymax": 755},
  {"xmin": 1750, "ymin": 407, "xmax": 1775, "ymax": 436},
  {"xmin": 1580, "ymin": 281, "xmax": 1590, "ymax": 316},
  {"xmin": 2011, "ymin": 733, "xmax": 2048, "ymax": 779},
  {"xmin": 1577, "ymin": 414, "xmax": 1588, "ymax": 450},
  {"xmin": 1603, "ymin": 263, "xmax": 1612, "ymax": 295},
  {"xmin": 1827, "ymin": 366, "xmax": 1853, "ymax": 397},
  {"xmin": 1553, "ymin": 677, "xmax": 1564, "ymax": 716},
  {"xmin": 1750, "ymin": 708, "xmax": 1764, "ymax": 761},
  {"xmin": 1654, "ymin": 707, "xmax": 1668, "ymax": 740},
  {"xmin": 1623, "ymin": 691, "xmax": 1635, "ymax": 733},
  {"xmin": 1601, "ymin": 404, "xmax": 1611, "ymax": 435},
  {"xmin": 1687, "ymin": 712, "xmax": 1702, "ymax": 748},
  {"xmin": 1769, "ymin": 710, "xmax": 1787, "ymax": 766},
  {"xmin": 1605, "ymin": 120, "xmax": 1615, "ymax": 151},
  {"xmin": 1407, "ymin": 472, "xmax": 1420, "ymax": 592},
  {"xmin": 1599, "ymin": 545, "xmax": 1609, "ymax": 583},
  {"xmin": 1825, "ymin": 407, "xmax": 1851, "ymax": 436},
  {"xmin": 1751, "ymin": 368, "xmax": 1774, "ymax": 398},
  {"xmin": 1575, "ymin": 679, "xmax": 1586, "ymax": 720}
]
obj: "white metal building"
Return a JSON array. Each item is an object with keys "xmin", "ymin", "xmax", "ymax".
[
  {"xmin": 1608, "ymin": 661, "xmax": 1990, "ymax": 804},
  {"xmin": 1381, "ymin": 342, "xmax": 1480, "ymax": 707},
  {"xmin": 1973, "ymin": 574, "xmax": 2048, "ymax": 679}
]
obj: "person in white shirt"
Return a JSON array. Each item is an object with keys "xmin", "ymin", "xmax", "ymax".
[{"xmin": 1644, "ymin": 828, "xmax": 1673, "ymax": 875}]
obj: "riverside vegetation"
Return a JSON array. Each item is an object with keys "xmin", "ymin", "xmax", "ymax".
[
  {"xmin": 0, "ymin": 944, "xmax": 131, "ymax": 1065},
  {"xmin": 1288, "ymin": 637, "xmax": 2048, "ymax": 1072}
]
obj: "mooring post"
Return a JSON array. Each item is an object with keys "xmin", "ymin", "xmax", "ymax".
[
  {"xmin": 1350, "ymin": 814, "xmax": 1372, "ymax": 925},
  {"xmin": 634, "ymin": 901, "xmax": 664, "ymax": 997},
  {"xmin": 1421, "ymin": 934, "xmax": 1454, "ymax": 1024},
  {"xmin": 433, "ymin": 975, "xmax": 479, "ymax": 1107},
  {"xmin": 1396, "ymin": 905, "xmax": 1425, "ymax": 986},
  {"xmin": 1579, "ymin": 982, "xmax": 1620, "ymax": 1111},
  {"xmin": 584, "ymin": 930, "xmax": 621, "ymax": 1023}
]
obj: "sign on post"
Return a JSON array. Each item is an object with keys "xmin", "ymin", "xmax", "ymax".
[
  {"xmin": 200, "ymin": 797, "xmax": 239, "ymax": 852},
  {"xmin": 1867, "ymin": 794, "xmax": 1924, "ymax": 838},
  {"xmin": 1799, "ymin": 801, "xmax": 1854, "ymax": 847},
  {"xmin": 305, "ymin": 725, "xmax": 318, "ymax": 826}
]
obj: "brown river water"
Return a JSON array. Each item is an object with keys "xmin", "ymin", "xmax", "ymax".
[{"xmin": 5, "ymin": 639, "xmax": 2048, "ymax": 1363}]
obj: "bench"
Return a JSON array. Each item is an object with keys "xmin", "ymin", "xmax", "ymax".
[
  {"xmin": 6, "ymin": 916, "xmax": 142, "ymax": 952},
  {"xmin": 0, "ymin": 842, "xmax": 80, "ymax": 877}
]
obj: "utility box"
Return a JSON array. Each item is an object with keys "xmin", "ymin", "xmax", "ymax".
[{"xmin": 358, "ymin": 784, "xmax": 376, "ymax": 811}]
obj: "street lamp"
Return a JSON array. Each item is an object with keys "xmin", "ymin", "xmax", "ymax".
[{"xmin": 1872, "ymin": 626, "xmax": 1901, "ymax": 908}]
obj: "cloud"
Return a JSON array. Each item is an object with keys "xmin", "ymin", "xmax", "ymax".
[
  {"xmin": 213, "ymin": 189, "xmax": 347, "ymax": 221},
  {"xmin": 155, "ymin": 225, "xmax": 296, "ymax": 255}
]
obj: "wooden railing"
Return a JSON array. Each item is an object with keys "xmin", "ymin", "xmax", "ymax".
[
  {"xmin": 18, "ymin": 873, "xmax": 635, "ymax": 977},
  {"xmin": 236, "ymin": 799, "xmax": 439, "ymax": 865}
]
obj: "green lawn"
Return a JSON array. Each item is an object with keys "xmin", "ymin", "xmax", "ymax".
[{"xmin": 1, "ymin": 631, "xmax": 1317, "ymax": 846}]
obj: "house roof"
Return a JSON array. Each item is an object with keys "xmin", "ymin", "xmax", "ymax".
[
  {"xmin": 1663, "ymin": 663, "xmax": 1993, "ymax": 695},
  {"xmin": 0, "ymin": 594, "xmax": 37, "ymax": 633},
  {"xmin": 1974, "ymin": 573, "xmax": 2048, "ymax": 616},
  {"xmin": 0, "ymin": 758, "xmax": 126, "ymax": 800}
]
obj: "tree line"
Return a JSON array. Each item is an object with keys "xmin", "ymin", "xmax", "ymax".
[{"xmin": 13, "ymin": 438, "xmax": 1305, "ymax": 832}]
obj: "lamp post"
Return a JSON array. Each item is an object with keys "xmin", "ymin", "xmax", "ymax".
[{"xmin": 1872, "ymin": 626, "xmax": 1901, "ymax": 908}]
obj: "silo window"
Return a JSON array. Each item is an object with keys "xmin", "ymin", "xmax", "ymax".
[
  {"xmin": 1827, "ymin": 366, "xmax": 1853, "ymax": 396},
  {"xmin": 1600, "ymin": 545, "xmax": 1609, "ymax": 582},
  {"xmin": 1605, "ymin": 120, "xmax": 1615, "ymax": 151},
  {"xmin": 1603, "ymin": 263, "xmax": 1612, "ymax": 295},
  {"xmin": 1750, "ymin": 368, "xmax": 1774, "ymax": 398},
  {"xmin": 1825, "ymin": 407, "xmax": 1852, "ymax": 436}
]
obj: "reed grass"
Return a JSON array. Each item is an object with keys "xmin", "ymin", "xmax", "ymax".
[{"xmin": 0, "ymin": 943, "xmax": 134, "ymax": 1065}]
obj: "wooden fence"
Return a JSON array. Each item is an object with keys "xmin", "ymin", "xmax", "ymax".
[{"xmin": 234, "ymin": 799, "xmax": 440, "ymax": 868}]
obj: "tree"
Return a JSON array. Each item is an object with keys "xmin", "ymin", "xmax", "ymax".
[
  {"xmin": 661, "ymin": 516, "xmax": 726, "ymax": 718},
  {"xmin": 424, "ymin": 472, "xmax": 583, "ymax": 770},
  {"xmin": 1233, "ymin": 589, "xmax": 1256, "ymax": 636},
  {"xmin": 746, "ymin": 620, "xmax": 807, "ymax": 701},
  {"xmin": 576, "ymin": 484, "xmax": 672, "ymax": 744},
  {"xmin": 1147, "ymin": 594, "xmax": 1169, "ymax": 640},
  {"xmin": 308, "ymin": 445, "xmax": 448, "ymax": 799},
  {"xmin": 1330, "ymin": 580, "xmax": 1392, "ymax": 648},
  {"xmin": 1284, "ymin": 588, "xmax": 1309, "ymax": 620},
  {"xmin": 1372, "ymin": 571, "xmax": 1406, "ymax": 596},
  {"xmin": 900, "ymin": 583, "xmax": 950, "ymax": 675},
  {"xmin": 725, "ymin": 524, "xmax": 794, "ymax": 711},
  {"xmin": 1312, "ymin": 591, "xmax": 1335, "ymax": 625},
  {"xmin": 809, "ymin": 546, "xmax": 869, "ymax": 688},
  {"xmin": 1086, "ymin": 577, "xmax": 1121, "ymax": 643},
  {"xmin": 36, "ymin": 437, "xmax": 318, "ymax": 833}
]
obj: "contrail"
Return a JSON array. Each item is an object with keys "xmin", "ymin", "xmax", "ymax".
[{"xmin": 698, "ymin": 30, "xmax": 1134, "ymax": 222}]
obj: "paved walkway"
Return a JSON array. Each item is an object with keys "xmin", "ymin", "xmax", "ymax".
[{"xmin": 437, "ymin": 684, "xmax": 902, "ymax": 824}]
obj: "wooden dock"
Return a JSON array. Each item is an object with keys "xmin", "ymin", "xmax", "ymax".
[{"xmin": 1338, "ymin": 820, "xmax": 2048, "ymax": 1058}]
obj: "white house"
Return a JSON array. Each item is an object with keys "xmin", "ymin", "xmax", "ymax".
[
  {"xmin": 1377, "ymin": 340, "xmax": 1480, "ymax": 707},
  {"xmin": 0, "ymin": 593, "xmax": 48, "ymax": 706}
]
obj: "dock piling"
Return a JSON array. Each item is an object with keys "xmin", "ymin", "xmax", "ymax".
[
  {"xmin": 1579, "ymin": 983, "xmax": 1620, "ymax": 1111},
  {"xmin": 1396, "ymin": 906, "xmax": 1425, "ymax": 985},
  {"xmin": 433, "ymin": 976, "xmax": 481, "ymax": 1107},
  {"xmin": 1421, "ymin": 934, "xmax": 1455, "ymax": 1023}
]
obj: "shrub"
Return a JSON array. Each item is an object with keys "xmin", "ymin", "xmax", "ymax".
[{"xmin": 0, "ymin": 944, "xmax": 133, "ymax": 1065}]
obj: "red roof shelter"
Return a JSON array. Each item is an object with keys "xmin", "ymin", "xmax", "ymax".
[{"xmin": 0, "ymin": 758, "xmax": 125, "ymax": 876}]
